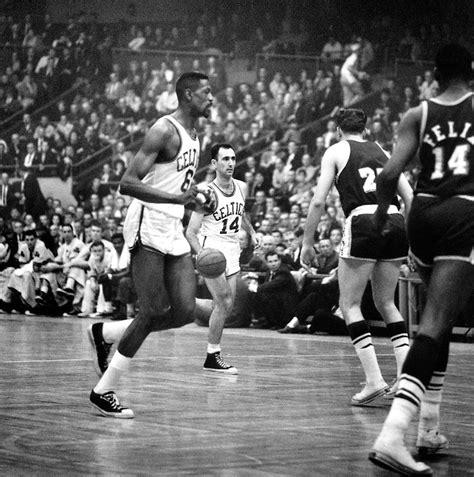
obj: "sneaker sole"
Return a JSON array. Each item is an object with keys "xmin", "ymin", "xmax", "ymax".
[
  {"xmin": 203, "ymin": 366, "xmax": 239, "ymax": 375},
  {"xmin": 369, "ymin": 450, "xmax": 433, "ymax": 476},
  {"xmin": 89, "ymin": 401, "xmax": 134, "ymax": 419},
  {"xmin": 351, "ymin": 386, "xmax": 389, "ymax": 406},
  {"xmin": 417, "ymin": 440, "xmax": 449, "ymax": 456},
  {"xmin": 87, "ymin": 326, "xmax": 104, "ymax": 377}
]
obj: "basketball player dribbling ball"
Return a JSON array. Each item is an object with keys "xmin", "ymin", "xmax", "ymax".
[
  {"xmin": 300, "ymin": 108, "xmax": 413, "ymax": 406},
  {"xmin": 370, "ymin": 44, "xmax": 473, "ymax": 475},
  {"xmin": 88, "ymin": 72, "xmax": 212, "ymax": 418},
  {"xmin": 186, "ymin": 143, "xmax": 259, "ymax": 374}
]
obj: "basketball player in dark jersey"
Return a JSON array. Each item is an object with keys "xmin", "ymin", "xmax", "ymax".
[
  {"xmin": 370, "ymin": 44, "xmax": 473, "ymax": 475},
  {"xmin": 301, "ymin": 108, "xmax": 413, "ymax": 405}
]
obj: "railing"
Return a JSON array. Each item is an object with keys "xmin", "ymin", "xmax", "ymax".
[
  {"xmin": 255, "ymin": 53, "xmax": 345, "ymax": 78},
  {"xmin": 111, "ymin": 47, "xmax": 230, "ymax": 72}
]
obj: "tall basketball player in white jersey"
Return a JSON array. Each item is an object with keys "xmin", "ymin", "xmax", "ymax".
[
  {"xmin": 89, "ymin": 72, "xmax": 213, "ymax": 418},
  {"xmin": 186, "ymin": 143, "xmax": 259, "ymax": 374}
]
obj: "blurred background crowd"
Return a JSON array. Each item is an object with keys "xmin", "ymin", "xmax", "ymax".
[{"xmin": 0, "ymin": 0, "xmax": 472, "ymax": 327}]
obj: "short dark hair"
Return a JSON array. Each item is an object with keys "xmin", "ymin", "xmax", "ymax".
[
  {"xmin": 265, "ymin": 250, "xmax": 280, "ymax": 260},
  {"xmin": 90, "ymin": 240, "xmax": 104, "ymax": 250},
  {"xmin": 435, "ymin": 44, "xmax": 472, "ymax": 83},
  {"xmin": 175, "ymin": 72, "xmax": 209, "ymax": 102},
  {"xmin": 336, "ymin": 108, "xmax": 367, "ymax": 133},
  {"xmin": 89, "ymin": 220, "xmax": 102, "ymax": 230},
  {"xmin": 24, "ymin": 229, "xmax": 37, "ymax": 238},
  {"xmin": 211, "ymin": 143, "xmax": 233, "ymax": 160},
  {"xmin": 111, "ymin": 232, "xmax": 124, "ymax": 242}
]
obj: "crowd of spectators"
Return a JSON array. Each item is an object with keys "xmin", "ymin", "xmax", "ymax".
[{"xmin": 0, "ymin": 9, "xmax": 472, "ymax": 330}]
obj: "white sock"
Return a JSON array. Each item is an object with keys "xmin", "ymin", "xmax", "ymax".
[
  {"xmin": 102, "ymin": 319, "xmax": 133, "ymax": 344},
  {"xmin": 383, "ymin": 396, "xmax": 419, "ymax": 435},
  {"xmin": 207, "ymin": 343, "xmax": 221, "ymax": 354},
  {"xmin": 419, "ymin": 371, "xmax": 445, "ymax": 433},
  {"xmin": 94, "ymin": 351, "xmax": 131, "ymax": 394},
  {"xmin": 287, "ymin": 317, "xmax": 299, "ymax": 328},
  {"xmin": 353, "ymin": 333, "xmax": 384, "ymax": 386},
  {"xmin": 390, "ymin": 334, "xmax": 410, "ymax": 377}
]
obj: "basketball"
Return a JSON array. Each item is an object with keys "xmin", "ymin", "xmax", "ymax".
[{"xmin": 196, "ymin": 248, "xmax": 227, "ymax": 278}]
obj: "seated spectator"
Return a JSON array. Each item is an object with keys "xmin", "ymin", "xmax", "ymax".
[
  {"xmin": 35, "ymin": 223, "xmax": 85, "ymax": 313},
  {"xmin": 78, "ymin": 240, "xmax": 115, "ymax": 317},
  {"xmin": 57, "ymin": 221, "xmax": 116, "ymax": 312},
  {"xmin": 156, "ymin": 82, "xmax": 178, "ymax": 117},
  {"xmin": 322, "ymin": 119, "xmax": 339, "ymax": 148},
  {"xmin": 0, "ymin": 229, "xmax": 54, "ymax": 313},
  {"xmin": 249, "ymin": 250, "xmax": 299, "ymax": 329},
  {"xmin": 16, "ymin": 74, "xmax": 38, "ymax": 110},
  {"xmin": 98, "ymin": 232, "xmax": 136, "ymax": 320},
  {"xmin": 99, "ymin": 113, "xmax": 120, "ymax": 146},
  {"xmin": 419, "ymin": 69, "xmax": 439, "ymax": 100},
  {"xmin": 277, "ymin": 271, "xmax": 343, "ymax": 335}
]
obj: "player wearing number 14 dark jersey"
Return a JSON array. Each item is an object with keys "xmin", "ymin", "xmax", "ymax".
[{"xmin": 371, "ymin": 44, "xmax": 473, "ymax": 475}]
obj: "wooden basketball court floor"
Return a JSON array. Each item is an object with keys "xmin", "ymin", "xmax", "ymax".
[{"xmin": 0, "ymin": 313, "xmax": 473, "ymax": 476}]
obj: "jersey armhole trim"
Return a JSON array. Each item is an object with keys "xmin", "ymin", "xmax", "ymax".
[{"xmin": 419, "ymin": 101, "xmax": 428, "ymax": 145}]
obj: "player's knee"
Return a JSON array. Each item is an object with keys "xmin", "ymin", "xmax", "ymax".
[
  {"xmin": 373, "ymin": 298, "xmax": 396, "ymax": 316},
  {"xmin": 339, "ymin": 296, "xmax": 358, "ymax": 315}
]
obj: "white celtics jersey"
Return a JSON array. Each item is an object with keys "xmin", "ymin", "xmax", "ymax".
[
  {"xmin": 200, "ymin": 179, "xmax": 246, "ymax": 244},
  {"xmin": 130, "ymin": 114, "xmax": 200, "ymax": 219}
]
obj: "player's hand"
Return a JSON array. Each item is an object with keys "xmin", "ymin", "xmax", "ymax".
[
  {"xmin": 177, "ymin": 185, "xmax": 198, "ymax": 205},
  {"xmin": 373, "ymin": 208, "xmax": 390, "ymax": 236},
  {"xmin": 300, "ymin": 244, "xmax": 317, "ymax": 271},
  {"xmin": 251, "ymin": 234, "xmax": 261, "ymax": 249}
]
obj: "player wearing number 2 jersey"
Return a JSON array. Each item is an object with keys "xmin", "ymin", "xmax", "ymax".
[
  {"xmin": 186, "ymin": 143, "xmax": 258, "ymax": 374},
  {"xmin": 89, "ymin": 72, "xmax": 213, "ymax": 419},
  {"xmin": 301, "ymin": 108, "xmax": 413, "ymax": 407},
  {"xmin": 371, "ymin": 44, "xmax": 473, "ymax": 475}
]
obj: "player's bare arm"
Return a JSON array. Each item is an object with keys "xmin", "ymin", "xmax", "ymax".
[
  {"xmin": 374, "ymin": 106, "xmax": 421, "ymax": 229},
  {"xmin": 120, "ymin": 119, "xmax": 198, "ymax": 205},
  {"xmin": 239, "ymin": 181, "xmax": 259, "ymax": 247},
  {"xmin": 301, "ymin": 146, "xmax": 338, "ymax": 267},
  {"xmin": 185, "ymin": 210, "xmax": 204, "ymax": 255}
]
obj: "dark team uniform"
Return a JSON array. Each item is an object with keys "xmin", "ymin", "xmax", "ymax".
[
  {"xmin": 336, "ymin": 140, "xmax": 408, "ymax": 261},
  {"xmin": 408, "ymin": 92, "xmax": 474, "ymax": 266}
]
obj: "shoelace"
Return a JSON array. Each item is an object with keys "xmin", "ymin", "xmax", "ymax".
[
  {"xmin": 215, "ymin": 353, "xmax": 230, "ymax": 369},
  {"xmin": 103, "ymin": 392, "xmax": 123, "ymax": 410}
]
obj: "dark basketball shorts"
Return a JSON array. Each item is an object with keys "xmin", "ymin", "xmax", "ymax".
[
  {"xmin": 340, "ymin": 205, "xmax": 408, "ymax": 261},
  {"xmin": 408, "ymin": 194, "xmax": 474, "ymax": 267}
]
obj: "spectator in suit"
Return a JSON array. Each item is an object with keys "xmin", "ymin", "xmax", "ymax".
[
  {"xmin": 18, "ymin": 113, "xmax": 35, "ymax": 145},
  {"xmin": 37, "ymin": 141, "xmax": 57, "ymax": 177},
  {"xmin": 250, "ymin": 251, "xmax": 299, "ymax": 329},
  {"xmin": 105, "ymin": 72, "xmax": 125, "ymax": 104},
  {"xmin": 22, "ymin": 142, "xmax": 39, "ymax": 169}
]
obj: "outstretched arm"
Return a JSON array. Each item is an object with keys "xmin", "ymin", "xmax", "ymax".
[{"xmin": 301, "ymin": 147, "xmax": 338, "ymax": 268}]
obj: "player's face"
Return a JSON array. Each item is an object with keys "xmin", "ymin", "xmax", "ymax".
[
  {"xmin": 91, "ymin": 245, "xmax": 104, "ymax": 261},
  {"xmin": 215, "ymin": 148, "xmax": 236, "ymax": 178},
  {"xmin": 191, "ymin": 79, "xmax": 213, "ymax": 118}
]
